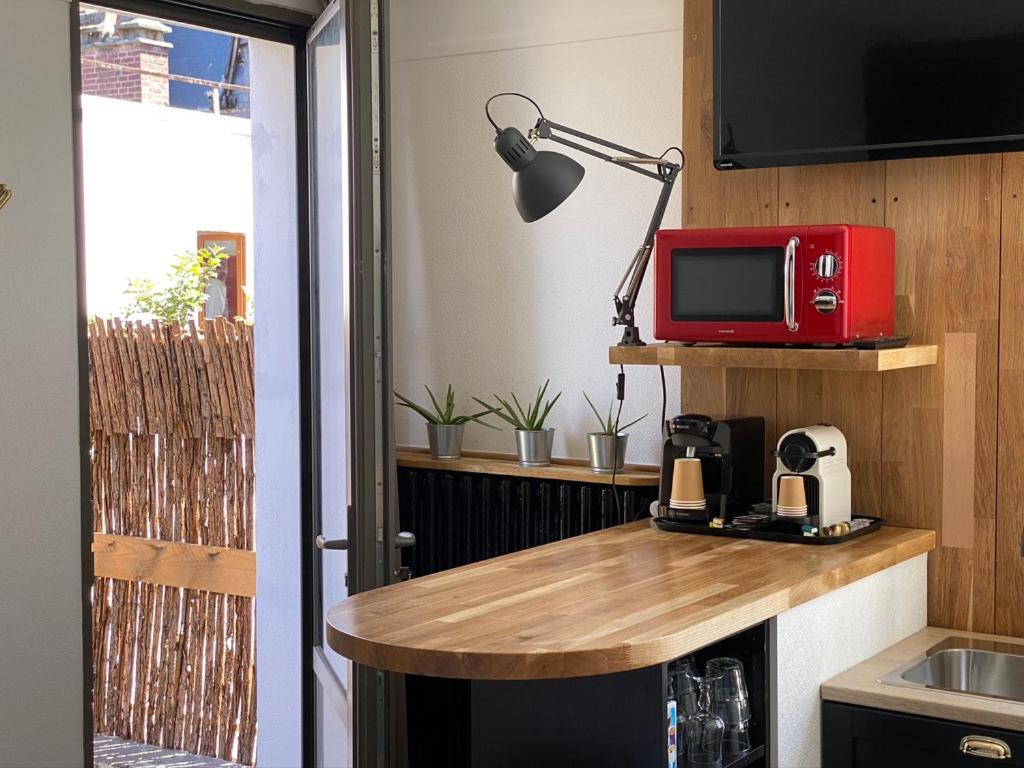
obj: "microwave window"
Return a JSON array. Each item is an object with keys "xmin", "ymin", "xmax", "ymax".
[{"xmin": 671, "ymin": 247, "xmax": 784, "ymax": 322}]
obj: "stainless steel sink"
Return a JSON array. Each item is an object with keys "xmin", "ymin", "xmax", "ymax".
[{"xmin": 880, "ymin": 635, "xmax": 1024, "ymax": 703}]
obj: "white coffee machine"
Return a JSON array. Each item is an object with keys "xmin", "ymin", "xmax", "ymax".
[{"xmin": 772, "ymin": 424, "xmax": 851, "ymax": 529}]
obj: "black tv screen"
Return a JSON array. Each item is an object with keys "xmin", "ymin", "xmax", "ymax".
[{"xmin": 714, "ymin": 0, "xmax": 1024, "ymax": 169}]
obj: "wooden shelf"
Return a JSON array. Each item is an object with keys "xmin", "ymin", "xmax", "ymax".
[
  {"xmin": 396, "ymin": 449, "xmax": 660, "ymax": 487},
  {"xmin": 608, "ymin": 343, "xmax": 938, "ymax": 372}
]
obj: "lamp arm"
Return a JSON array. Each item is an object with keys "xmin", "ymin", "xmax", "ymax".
[
  {"xmin": 613, "ymin": 169, "xmax": 679, "ymax": 346},
  {"xmin": 510, "ymin": 105, "xmax": 685, "ymax": 346},
  {"xmin": 539, "ymin": 119, "xmax": 652, "ymax": 161},
  {"xmin": 535, "ymin": 119, "xmax": 669, "ymax": 182}
]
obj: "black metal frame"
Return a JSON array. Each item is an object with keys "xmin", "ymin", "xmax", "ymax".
[
  {"xmin": 70, "ymin": 1, "xmax": 317, "ymax": 765},
  {"xmin": 69, "ymin": 6, "xmax": 93, "ymax": 765},
  {"xmin": 529, "ymin": 118, "xmax": 681, "ymax": 347}
]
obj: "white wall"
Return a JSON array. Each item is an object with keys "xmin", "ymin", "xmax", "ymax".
[
  {"xmin": 0, "ymin": 1, "xmax": 84, "ymax": 766},
  {"xmin": 0, "ymin": 2, "xmax": 313, "ymax": 766},
  {"xmin": 81, "ymin": 96, "xmax": 254, "ymax": 317},
  {"xmin": 250, "ymin": 39, "xmax": 304, "ymax": 768},
  {"xmin": 775, "ymin": 555, "xmax": 928, "ymax": 768},
  {"xmin": 390, "ymin": 0, "xmax": 682, "ymax": 465}
]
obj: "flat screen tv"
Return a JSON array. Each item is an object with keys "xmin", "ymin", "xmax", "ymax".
[{"xmin": 714, "ymin": 0, "xmax": 1024, "ymax": 169}]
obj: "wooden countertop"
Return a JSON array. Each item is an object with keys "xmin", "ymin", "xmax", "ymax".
[
  {"xmin": 396, "ymin": 449, "xmax": 661, "ymax": 487},
  {"xmin": 327, "ymin": 522, "xmax": 934, "ymax": 680},
  {"xmin": 822, "ymin": 626, "xmax": 1024, "ymax": 731}
]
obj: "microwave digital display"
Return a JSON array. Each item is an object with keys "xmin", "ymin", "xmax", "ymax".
[{"xmin": 670, "ymin": 247, "xmax": 784, "ymax": 322}]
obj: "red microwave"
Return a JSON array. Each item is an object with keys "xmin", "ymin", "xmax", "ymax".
[{"xmin": 653, "ymin": 224, "xmax": 895, "ymax": 346}]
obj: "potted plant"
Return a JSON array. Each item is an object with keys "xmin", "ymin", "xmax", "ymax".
[
  {"xmin": 394, "ymin": 385, "xmax": 496, "ymax": 460},
  {"xmin": 475, "ymin": 380, "xmax": 562, "ymax": 467},
  {"xmin": 583, "ymin": 392, "xmax": 647, "ymax": 474}
]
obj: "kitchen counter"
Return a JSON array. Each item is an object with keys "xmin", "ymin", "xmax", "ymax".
[
  {"xmin": 823, "ymin": 626, "xmax": 1024, "ymax": 731},
  {"xmin": 327, "ymin": 521, "xmax": 934, "ymax": 680}
]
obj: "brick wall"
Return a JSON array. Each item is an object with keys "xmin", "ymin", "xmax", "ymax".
[{"xmin": 80, "ymin": 12, "xmax": 171, "ymax": 106}]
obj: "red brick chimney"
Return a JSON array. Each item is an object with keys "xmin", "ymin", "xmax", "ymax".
[{"xmin": 80, "ymin": 10, "xmax": 172, "ymax": 106}]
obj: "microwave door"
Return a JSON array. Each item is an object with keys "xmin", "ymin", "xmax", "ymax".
[{"xmin": 669, "ymin": 243, "xmax": 791, "ymax": 340}]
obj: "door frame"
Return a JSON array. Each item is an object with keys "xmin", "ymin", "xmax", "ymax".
[
  {"xmin": 341, "ymin": 0, "xmax": 396, "ymax": 764},
  {"xmin": 67, "ymin": 1, "xmax": 386, "ymax": 766}
]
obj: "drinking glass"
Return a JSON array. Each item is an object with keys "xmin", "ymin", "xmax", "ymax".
[
  {"xmin": 669, "ymin": 657, "xmax": 700, "ymax": 718},
  {"xmin": 685, "ymin": 672, "xmax": 725, "ymax": 767},
  {"xmin": 705, "ymin": 657, "xmax": 750, "ymax": 726}
]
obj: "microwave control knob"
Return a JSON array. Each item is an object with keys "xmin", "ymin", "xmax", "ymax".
[
  {"xmin": 814, "ymin": 290, "xmax": 839, "ymax": 315},
  {"xmin": 814, "ymin": 252, "xmax": 840, "ymax": 278}
]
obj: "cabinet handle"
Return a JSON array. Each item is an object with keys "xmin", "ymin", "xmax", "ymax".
[{"xmin": 961, "ymin": 736, "xmax": 1011, "ymax": 760}]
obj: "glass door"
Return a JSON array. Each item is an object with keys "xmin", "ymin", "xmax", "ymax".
[
  {"xmin": 308, "ymin": 3, "xmax": 354, "ymax": 766},
  {"xmin": 305, "ymin": 0, "xmax": 397, "ymax": 765},
  {"xmin": 308, "ymin": 0, "xmax": 398, "ymax": 765}
]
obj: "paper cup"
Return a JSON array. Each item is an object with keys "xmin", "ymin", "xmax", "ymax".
[
  {"xmin": 777, "ymin": 475, "xmax": 807, "ymax": 509},
  {"xmin": 670, "ymin": 458, "xmax": 704, "ymax": 504}
]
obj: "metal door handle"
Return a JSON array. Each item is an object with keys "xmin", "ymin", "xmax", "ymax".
[
  {"xmin": 315, "ymin": 535, "xmax": 349, "ymax": 551},
  {"xmin": 784, "ymin": 236, "xmax": 799, "ymax": 332},
  {"xmin": 394, "ymin": 531, "xmax": 416, "ymax": 548},
  {"xmin": 961, "ymin": 736, "xmax": 1011, "ymax": 760}
]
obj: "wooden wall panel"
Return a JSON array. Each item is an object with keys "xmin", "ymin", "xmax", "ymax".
[
  {"xmin": 882, "ymin": 156, "xmax": 1000, "ymax": 631},
  {"xmin": 680, "ymin": 0, "xmax": 1010, "ymax": 632},
  {"xmin": 997, "ymin": 153, "xmax": 1024, "ymax": 637},
  {"xmin": 777, "ymin": 163, "xmax": 888, "ymax": 519}
]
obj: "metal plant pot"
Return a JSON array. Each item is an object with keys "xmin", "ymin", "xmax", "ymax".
[
  {"xmin": 514, "ymin": 428, "xmax": 554, "ymax": 467},
  {"xmin": 426, "ymin": 423, "xmax": 464, "ymax": 460},
  {"xmin": 588, "ymin": 433, "xmax": 629, "ymax": 474}
]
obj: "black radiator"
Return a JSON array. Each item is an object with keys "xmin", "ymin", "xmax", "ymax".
[
  {"xmin": 396, "ymin": 464, "xmax": 658, "ymax": 766},
  {"xmin": 397, "ymin": 466, "xmax": 658, "ymax": 577}
]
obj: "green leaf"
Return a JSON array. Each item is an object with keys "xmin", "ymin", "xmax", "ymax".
[
  {"xmin": 535, "ymin": 389, "xmax": 561, "ymax": 429},
  {"xmin": 582, "ymin": 391, "xmax": 609, "ymax": 434},
  {"xmin": 424, "ymin": 385, "xmax": 445, "ymax": 421},
  {"xmin": 444, "ymin": 384, "xmax": 456, "ymax": 422},
  {"xmin": 616, "ymin": 413, "xmax": 648, "ymax": 433},
  {"xmin": 394, "ymin": 391, "xmax": 439, "ymax": 424}
]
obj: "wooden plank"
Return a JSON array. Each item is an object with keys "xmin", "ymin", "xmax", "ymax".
[
  {"xmin": 941, "ymin": 332, "xmax": 977, "ymax": 549},
  {"xmin": 326, "ymin": 522, "xmax": 935, "ymax": 680},
  {"xmin": 93, "ymin": 533, "xmax": 256, "ymax": 598},
  {"xmin": 997, "ymin": 152, "xmax": 1024, "ymax": 637},
  {"xmin": 883, "ymin": 154, "xmax": 1001, "ymax": 631},
  {"xmin": 610, "ymin": 343, "xmax": 938, "ymax": 371},
  {"xmin": 395, "ymin": 450, "xmax": 660, "ymax": 487}
]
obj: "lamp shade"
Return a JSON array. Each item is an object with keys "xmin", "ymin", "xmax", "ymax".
[{"xmin": 494, "ymin": 127, "xmax": 585, "ymax": 222}]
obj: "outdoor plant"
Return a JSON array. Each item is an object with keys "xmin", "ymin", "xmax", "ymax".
[
  {"xmin": 583, "ymin": 391, "xmax": 647, "ymax": 435},
  {"xmin": 394, "ymin": 384, "xmax": 497, "ymax": 427},
  {"xmin": 475, "ymin": 379, "xmax": 562, "ymax": 431},
  {"xmin": 122, "ymin": 245, "xmax": 229, "ymax": 325}
]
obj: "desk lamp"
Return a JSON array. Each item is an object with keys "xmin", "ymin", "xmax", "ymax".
[{"xmin": 485, "ymin": 92, "xmax": 683, "ymax": 346}]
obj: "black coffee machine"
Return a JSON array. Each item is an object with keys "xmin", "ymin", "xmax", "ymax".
[{"xmin": 659, "ymin": 414, "xmax": 764, "ymax": 522}]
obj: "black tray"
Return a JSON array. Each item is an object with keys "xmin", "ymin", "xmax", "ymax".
[{"xmin": 651, "ymin": 511, "xmax": 883, "ymax": 544}]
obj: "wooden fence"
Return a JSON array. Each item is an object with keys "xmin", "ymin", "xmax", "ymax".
[{"xmin": 89, "ymin": 317, "xmax": 257, "ymax": 765}]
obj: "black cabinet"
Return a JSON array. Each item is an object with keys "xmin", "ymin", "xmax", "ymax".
[
  {"xmin": 823, "ymin": 701, "xmax": 1024, "ymax": 768},
  {"xmin": 404, "ymin": 622, "xmax": 772, "ymax": 767}
]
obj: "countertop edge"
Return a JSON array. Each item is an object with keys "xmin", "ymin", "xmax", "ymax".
[
  {"xmin": 821, "ymin": 626, "xmax": 1024, "ymax": 732},
  {"xmin": 328, "ymin": 526, "xmax": 936, "ymax": 680}
]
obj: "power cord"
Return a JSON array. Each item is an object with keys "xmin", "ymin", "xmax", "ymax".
[{"xmin": 610, "ymin": 365, "xmax": 625, "ymax": 525}]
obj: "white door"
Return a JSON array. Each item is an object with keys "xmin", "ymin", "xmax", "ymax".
[{"xmin": 309, "ymin": 3, "xmax": 353, "ymax": 766}]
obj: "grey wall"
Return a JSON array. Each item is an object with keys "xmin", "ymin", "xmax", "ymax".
[
  {"xmin": 0, "ymin": 1, "xmax": 319, "ymax": 766},
  {"xmin": 0, "ymin": 1, "xmax": 85, "ymax": 766}
]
